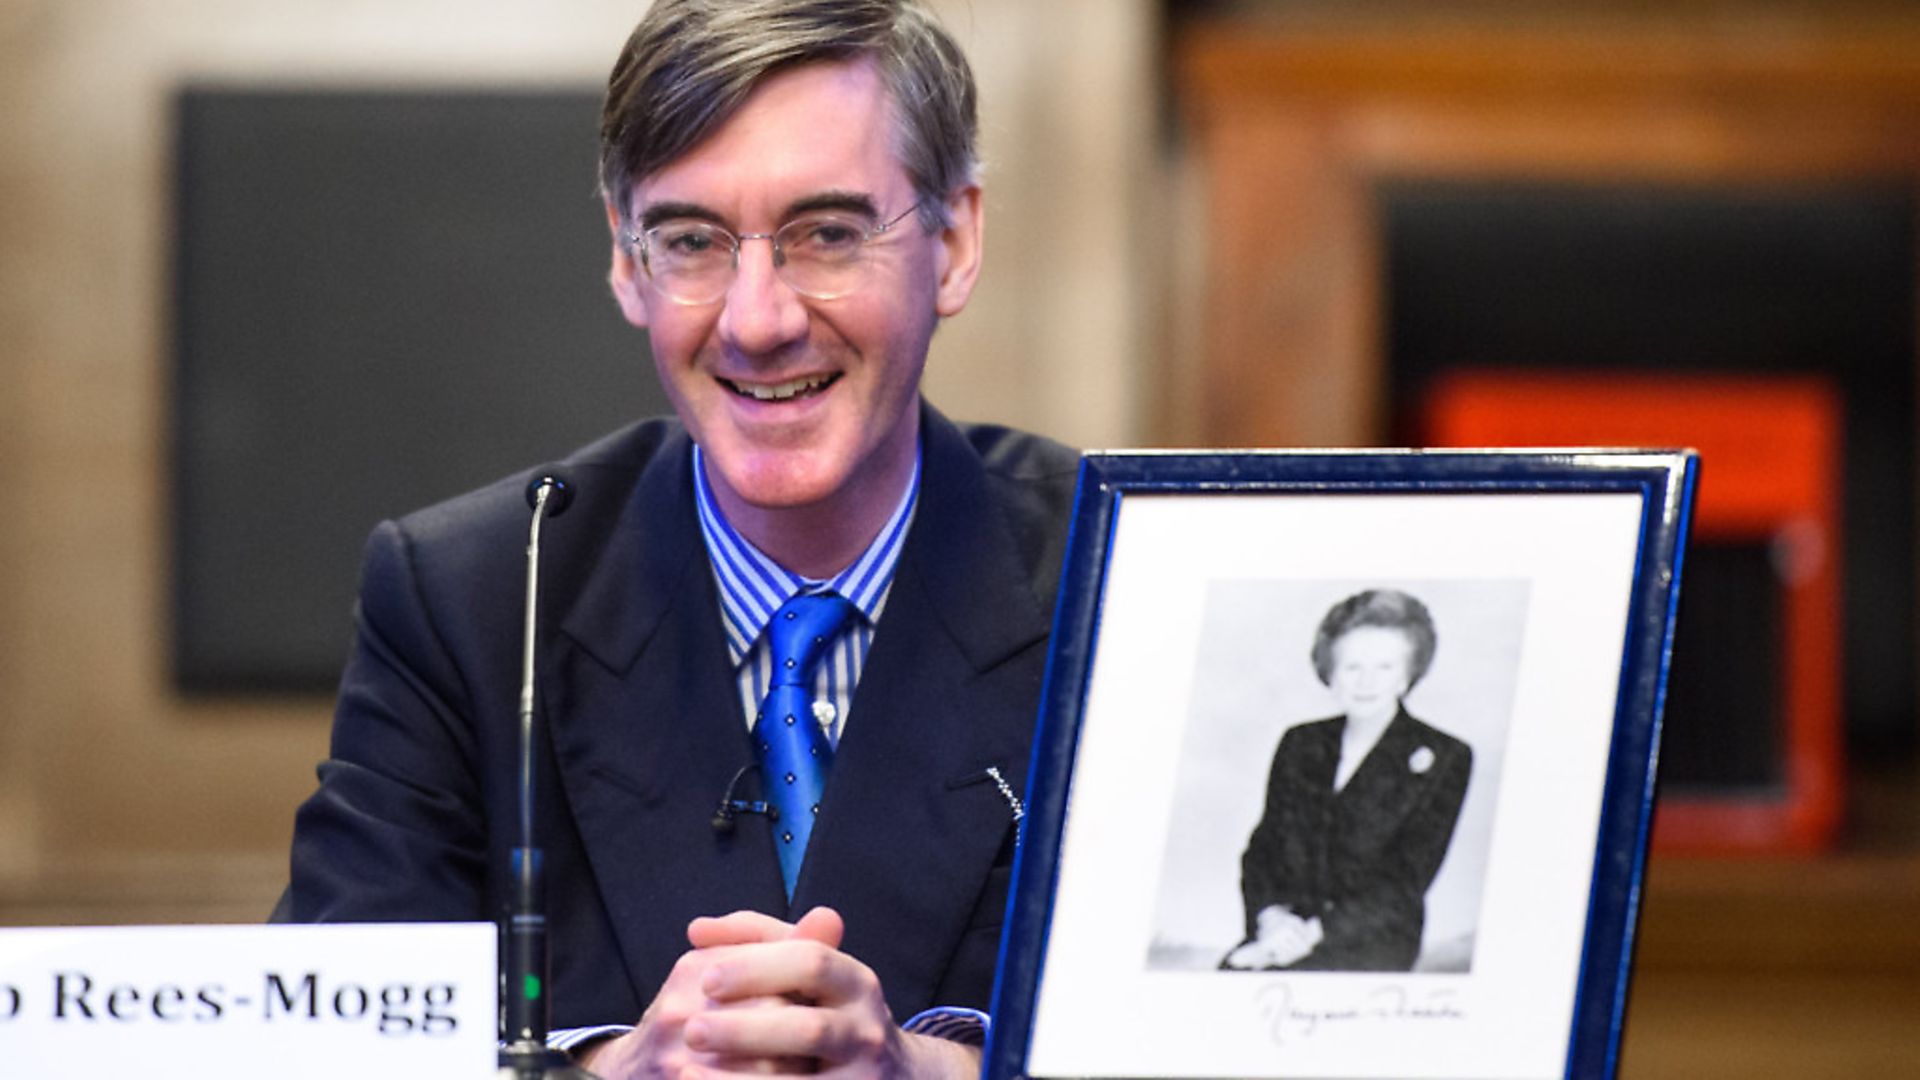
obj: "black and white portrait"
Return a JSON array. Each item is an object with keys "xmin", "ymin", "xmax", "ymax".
[
  {"xmin": 1147, "ymin": 578, "xmax": 1527, "ymax": 976},
  {"xmin": 1006, "ymin": 475, "xmax": 1681, "ymax": 1080}
]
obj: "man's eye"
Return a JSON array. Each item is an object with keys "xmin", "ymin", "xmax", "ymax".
[
  {"xmin": 655, "ymin": 226, "xmax": 721, "ymax": 258},
  {"xmin": 787, "ymin": 217, "xmax": 865, "ymax": 255}
]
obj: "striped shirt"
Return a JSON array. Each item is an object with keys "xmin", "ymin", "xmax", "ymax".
[{"xmin": 691, "ymin": 443, "xmax": 919, "ymax": 740}]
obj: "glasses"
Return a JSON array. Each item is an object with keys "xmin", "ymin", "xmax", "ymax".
[{"xmin": 625, "ymin": 202, "xmax": 923, "ymax": 306}]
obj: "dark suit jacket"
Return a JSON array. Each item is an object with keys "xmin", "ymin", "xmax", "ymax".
[
  {"xmin": 275, "ymin": 403, "xmax": 1079, "ymax": 1029},
  {"xmin": 1236, "ymin": 708, "xmax": 1472, "ymax": 972}
]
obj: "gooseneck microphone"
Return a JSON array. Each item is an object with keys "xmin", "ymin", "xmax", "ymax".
[{"xmin": 498, "ymin": 468, "xmax": 595, "ymax": 1080}]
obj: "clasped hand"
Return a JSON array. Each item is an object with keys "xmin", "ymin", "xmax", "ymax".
[
  {"xmin": 1223, "ymin": 904, "xmax": 1324, "ymax": 971},
  {"xmin": 579, "ymin": 906, "xmax": 978, "ymax": 1079}
]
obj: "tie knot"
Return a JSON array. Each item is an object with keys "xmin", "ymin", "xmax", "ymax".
[{"xmin": 767, "ymin": 592, "xmax": 856, "ymax": 688}]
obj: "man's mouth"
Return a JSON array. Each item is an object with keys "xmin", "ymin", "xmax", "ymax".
[{"xmin": 721, "ymin": 373, "xmax": 841, "ymax": 402}]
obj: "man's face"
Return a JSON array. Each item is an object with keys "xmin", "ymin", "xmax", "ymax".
[{"xmin": 608, "ymin": 58, "xmax": 983, "ymax": 527}]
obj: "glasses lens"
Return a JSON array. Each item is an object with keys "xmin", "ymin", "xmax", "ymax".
[
  {"xmin": 776, "ymin": 213, "xmax": 871, "ymax": 300},
  {"xmin": 645, "ymin": 221, "xmax": 734, "ymax": 304}
]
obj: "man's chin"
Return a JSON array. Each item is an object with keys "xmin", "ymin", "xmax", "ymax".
[{"xmin": 710, "ymin": 454, "xmax": 848, "ymax": 515}]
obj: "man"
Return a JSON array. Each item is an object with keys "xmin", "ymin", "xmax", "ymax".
[{"xmin": 276, "ymin": 1, "xmax": 1078, "ymax": 1076}]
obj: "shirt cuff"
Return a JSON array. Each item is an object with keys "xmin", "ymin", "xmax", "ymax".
[
  {"xmin": 547, "ymin": 1024, "xmax": 633, "ymax": 1054},
  {"xmin": 901, "ymin": 1005, "xmax": 989, "ymax": 1047}
]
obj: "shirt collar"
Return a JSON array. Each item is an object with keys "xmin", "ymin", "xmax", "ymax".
[{"xmin": 692, "ymin": 443, "xmax": 921, "ymax": 665}]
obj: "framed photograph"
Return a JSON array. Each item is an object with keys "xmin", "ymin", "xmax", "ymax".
[{"xmin": 987, "ymin": 450, "xmax": 1697, "ymax": 1080}]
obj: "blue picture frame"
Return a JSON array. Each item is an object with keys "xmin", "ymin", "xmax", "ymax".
[{"xmin": 987, "ymin": 450, "xmax": 1696, "ymax": 1080}]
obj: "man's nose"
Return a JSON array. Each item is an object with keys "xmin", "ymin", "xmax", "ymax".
[{"xmin": 718, "ymin": 236, "xmax": 809, "ymax": 357}]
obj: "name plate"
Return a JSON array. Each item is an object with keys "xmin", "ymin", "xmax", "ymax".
[{"xmin": 0, "ymin": 923, "xmax": 497, "ymax": 1077}]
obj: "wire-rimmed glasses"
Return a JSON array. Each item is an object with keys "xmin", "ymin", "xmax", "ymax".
[{"xmin": 624, "ymin": 202, "xmax": 922, "ymax": 305}]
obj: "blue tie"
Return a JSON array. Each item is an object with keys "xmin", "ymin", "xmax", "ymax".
[{"xmin": 755, "ymin": 591, "xmax": 856, "ymax": 897}]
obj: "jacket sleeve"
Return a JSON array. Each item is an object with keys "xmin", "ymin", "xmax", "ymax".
[
  {"xmin": 275, "ymin": 518, "xmax": 490, "ymax": 923},
  {"xmin": 1238, "ymin": 730, "xmax": 1312, "ymax": 941}
]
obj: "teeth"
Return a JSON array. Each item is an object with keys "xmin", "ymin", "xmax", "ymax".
[{"xmin": 730, "ymin": 374, "xmax": 834, "ymax": 401}]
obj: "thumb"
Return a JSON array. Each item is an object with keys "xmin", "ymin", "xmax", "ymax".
[{"xmin": 791, "ymin": 906, "xmax": 846, "ymax": 949}]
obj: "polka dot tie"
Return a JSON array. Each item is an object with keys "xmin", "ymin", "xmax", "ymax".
[{"xmin": 754, "ymin": 591, "xmax": 856, "ymax": 898}]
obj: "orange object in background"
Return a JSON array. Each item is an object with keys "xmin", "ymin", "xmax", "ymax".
[{"xmin": 1425, "ymin": 371, "xmax": 1843, "ymax": 854}]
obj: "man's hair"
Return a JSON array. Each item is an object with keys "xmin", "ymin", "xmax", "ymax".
[
  {"xmin": 1309, "ymin": 589, "xmax": 1439, "ymax": 690},
  {"xmin": 599, "ymin": 0, "xmax": 978, "ymax": 229}
]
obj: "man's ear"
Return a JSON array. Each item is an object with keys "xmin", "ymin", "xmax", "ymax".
[
  {"xmin": 605, "ymin": 199, "xmax": 651, "ymax": 329},
  {"xmin": 933, "ymin": 183, "xmax": 984, "ymax": 318}
]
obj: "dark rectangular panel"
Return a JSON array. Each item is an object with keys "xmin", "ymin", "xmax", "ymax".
[
  {"xmin": 1660, "ymin": 539, "xmax": 1785, "ymax": 794},
  {"xmin": 173, "ymin": 88, "xmax": 668, "ymax": 693}
]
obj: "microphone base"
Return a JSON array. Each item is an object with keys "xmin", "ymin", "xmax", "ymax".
[{"xmin": 498, "ymin": 1040, "xmax": 600, "ymax": 1080}]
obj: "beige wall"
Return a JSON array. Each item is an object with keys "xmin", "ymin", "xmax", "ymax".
[{"xmin": 0, "ymin": 0, "xmax": 1156, "ymax": 923}]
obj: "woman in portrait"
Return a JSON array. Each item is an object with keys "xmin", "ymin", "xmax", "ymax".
[{"xmin": 1223, "ymin": 588, "xmax": 1472, "ymax": 973}]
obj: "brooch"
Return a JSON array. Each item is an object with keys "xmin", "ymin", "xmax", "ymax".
[{"xmin": 1409, "ymin": 746, "xmax": 1436, "ymax": 774}]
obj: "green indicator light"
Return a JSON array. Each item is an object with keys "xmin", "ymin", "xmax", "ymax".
[{"xmin": 524, "ymin": 974, "xmax": 542, "ymax": 1002}]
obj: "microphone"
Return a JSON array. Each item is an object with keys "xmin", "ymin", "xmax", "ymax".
[
  {"xmin": 525, "ymin": 469, "xmax": 575, "ymax": 517},
  {"xmin": 710, "ymin": 765, "xmax": 781, "ymax": 835},
  {"xmin": 499, "ymin": 467, "xmax": 594, "ymax": 1080}
]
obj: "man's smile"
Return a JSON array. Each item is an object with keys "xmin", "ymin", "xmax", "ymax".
[{"xmin": 719, "ymin": 372, "xmax": 842, "ymax": 402}]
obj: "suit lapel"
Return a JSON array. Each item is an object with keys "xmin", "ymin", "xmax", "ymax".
[
  {"xmin": 793, "ymin": 407, "xmax": 1054, "ymax": 1015},
  {"xmin": 1337, "ymin": 709, "xmax": 1430, "ymax": 827},
  {"xmin": 544, "ymin": 431, "xmax": 787, "ymax": 1009},
  {"xmin": 1293, "ymin": 718, "xmax": 1343, "ymax": 794},
  {"xmin": 1287, "ymin": 719, "xmax": 1343, "ymax": 892}
]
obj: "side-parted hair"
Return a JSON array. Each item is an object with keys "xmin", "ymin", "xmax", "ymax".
[
  {"xmin": 1310, "ymin": 589, "xmax": 1438, "ymax": 690},
  {"xmin": 598, "ymin": 0, "xmax": 978, "ymax": 230}
]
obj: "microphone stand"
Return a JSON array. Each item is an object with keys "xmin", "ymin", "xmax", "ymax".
[{"xmin": 498, "ymin": 472, "xmax": 598, "ymax": 1080}]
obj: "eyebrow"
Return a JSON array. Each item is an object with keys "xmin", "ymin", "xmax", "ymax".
[
  {"xmin": 784, "ymin": 190, "xmax": 879, "ymax": 220},
  {"xmin": 636, "ymin": 190, "xmax": 881, "ymax": 232},
  {"xmin": 637, "ymin": 201, "xmax": 725, "ymax": 231}
]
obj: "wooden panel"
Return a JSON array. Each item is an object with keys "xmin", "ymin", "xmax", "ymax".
[
  {"xmin": 1189, "ymin": 109, "xmax": 1380, "ymax": 447},
  {"xmin": 1168, "ymin": 17, "xmax": 1920, "ymax": 448},
  {"xmin": 1176, "ymin": 21, "xmax": 1920, "ymax": 109},
  {"xmin": 1623, "ymin": 852, "xmax": 1920, "ymax": 1079},
  {"xmin": 1621, "ymin": 968, "xmax": 1920, "ymax": 1080}
]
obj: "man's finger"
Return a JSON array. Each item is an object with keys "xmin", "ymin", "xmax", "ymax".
[
  {"xmin": 686, "ymin": 1000, "xmax": 877, "ymax": 1063},
  {"xmin": 700, "ymin": 938, "xmax": 879, "ymax": 1007},
  {"xmin": 687, "ymin": 910, "xmax": 799, "ymax": 949}
]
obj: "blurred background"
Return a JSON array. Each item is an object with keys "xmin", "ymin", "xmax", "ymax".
[{"xmin": 2, "ymin": 0, "xmax": 1916, "ymax": 1076}]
